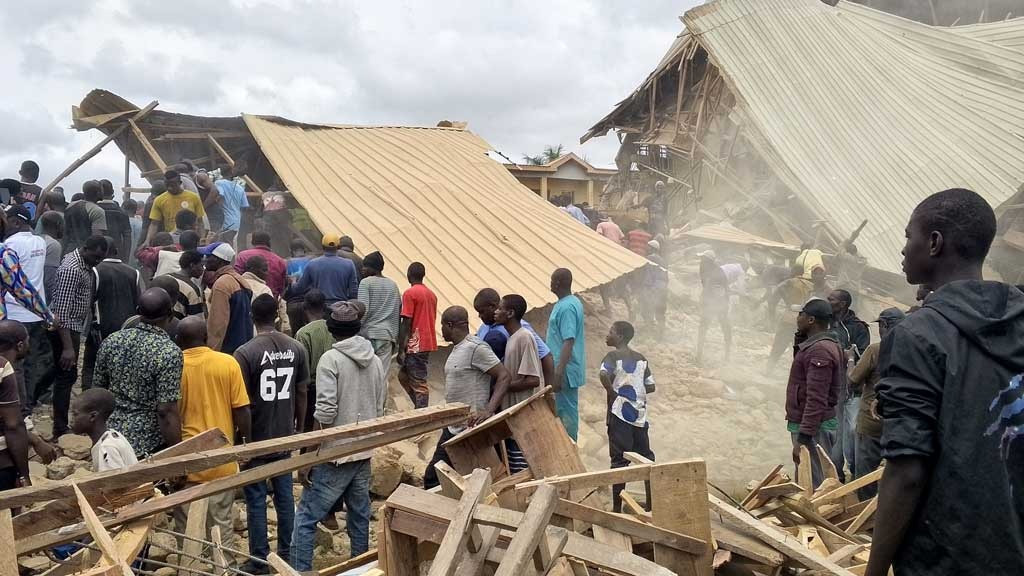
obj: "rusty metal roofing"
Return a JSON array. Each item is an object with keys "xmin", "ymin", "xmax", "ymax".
[
  {"xmin": 676, "ymin": 0, "xmax": 1024, "ymax": 274},
  {"xmin": 243, "ymin": 115, "xmax": 649, "ymax": 324}
]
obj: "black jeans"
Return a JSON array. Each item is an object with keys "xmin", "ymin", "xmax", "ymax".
[
  {"xmin": 14, "ymin": 321, "xmax": 50, "ymax": 416},
  {"xmin": 608, "ymin": 416, "xmax": 655, "ymax": 513},
  {"xmin": 52, "ymin": 330, "xmax": 82, "ymax": 438},
  {"xmin": 80, "ymin": 325, "xmax": 102, "ymax": 391}
]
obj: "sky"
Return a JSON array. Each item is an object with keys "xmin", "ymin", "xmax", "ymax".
[{"xmin": 1, "ymin": 0, "xmax": 700, "ymax": 198}]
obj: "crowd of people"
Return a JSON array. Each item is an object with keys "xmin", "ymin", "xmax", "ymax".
[{"xmin": 0, "ymin": 157, "xmax": 1019, "ymax": 575}]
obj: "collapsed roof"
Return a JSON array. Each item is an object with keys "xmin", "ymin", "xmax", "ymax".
[
  {"xmin": 69, "ymin": 90, "xmax": 649, "ymax": 325},
  {"xmin": 583, "ymin": 0, "xmax": 1024, "ymax": 278}
]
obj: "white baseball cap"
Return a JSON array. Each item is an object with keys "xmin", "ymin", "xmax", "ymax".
[{"xmin": 199, "ymin": 242, "xmax": 236, "ymax": 262}]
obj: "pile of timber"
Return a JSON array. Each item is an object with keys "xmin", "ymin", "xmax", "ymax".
[{"xmin": 1, "ymin": 405, "xmax": 471, "ymax": 576}]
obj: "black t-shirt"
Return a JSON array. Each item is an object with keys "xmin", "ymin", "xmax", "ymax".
[{"xmin": 233, "ymin": 332, "xmax": 310, "ymax": 442}]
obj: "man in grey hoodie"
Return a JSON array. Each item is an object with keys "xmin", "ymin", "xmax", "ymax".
[
  {"xmin": 290, "ymin": 300, "xmax": 385, "ymax": 569},
  {"xmin": 867, "ymin": 188, "xmax": 1024, "ymax": 576}
]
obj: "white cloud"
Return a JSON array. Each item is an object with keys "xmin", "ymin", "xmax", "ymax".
[{"xmin": 0, "ymin": 0, "xmax": 697, "ymax": 196}]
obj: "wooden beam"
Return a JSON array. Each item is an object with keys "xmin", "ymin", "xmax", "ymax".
[
  {"xmin": 811, "ymin": 468, "xmax": 884, "ymax": 505},
  {"xmin": 756, "ymin": 482, "xmax": 803, "ymax": 500},
  {"xmin": 380, "ymin": 509, "xmax": 418, "ymax": 576},
  {"xmin": 494, "ymin": 485, "xmax": 559, "ymax": 576},
  {"xmin": 740, "ymin": 464, "xmax": 783, "ymax": 509},
  {"xmin": 317, "ymin": 549, "xmax": 377, "ymax": 576},
  {"xmin": 15, "ymin": 428, "xmax": 228, "ymax": 538},
  {"xmin": 0, "ymin": 509, "xmax": 15, "ymax": 576},
  {"xmin": 434, "ymin": 461, "xmax": 466, "ymax": 500},
  {"xmin": 708, "ymin": 494, "xmax": 856, "ymax": 575},
  {"xmin": 428, "ymin": 469, "xmax": 491, "ymax": 576},
  {"xmin": 535, "ymin": 527, "xmax": 569, "ymax": 574},
  {"xmin": 72, "ymin": 484, "xmax": 132, "ymax": 576},
  {"xmin": 179, "ymin": 497, "xmax": 208, "ymax": 576},
  {"xmin": 2, "ymin": 404, "xmax": 468, "ymax": 511},
  {"xmin": 652, "ymin": 460, "xmax": 713, "ymax": 576},
  {"xmin": 781, "ymin": 496, "xmax": 867, "ymax": 545},
  {"xmin": 592, "ymin": 525, "xmax": 632, "ymax": 552},
  {"xmin": 553, "ymin": 498, "xmax": 705, "ymax": 555},
  {"xmin": 156, "ymin": 131, "xmax": 251, "ymax": 141},
  {"xmin": 268, "ymin": 553, "xmax": 301, "ymax": 576},
  {"xmin": 43, "ymin": 101, "xmax": 159, "ymax": 195},
  {"xmin": 210, "ymin": 525, "xmax": 228, "ymax": 573},
  {"xmin": 798, "ymin": 445, "xmax": 813, "ymax": 497},
  {"xmin": 207, "ymin": 135, "xmax": 235, "ymax": 168},
  {"xmin": 515, "ymin": 465, "xmax": 652, "ymax": 497},
  {"xmin": 129, "ymin": 118, "xmax": 167, "ymax": 172},
  {"xmin": 16, "ymin": 414, "xmax": 465, "ymax": 555},
  {"xmin": 40, "ymin": 506, "xmax": 158, "ymax": 576},
  {"xmin": 816, "ymin": 444, "xmax": 840, "ymax": 482},
  {"xmin": 619, "ymin": 492, "xmax": 651, "ymax": 521},
  {"xmin": 827, "ymin": 544, "xmax": 865, "ymax": 565},
  {"xmin": 386, "ymin": 485, "xmax": 674, "ymax": 576},
  {"xmin": 847, "ymin": 497, "xmax": 877, "ymax": 534},
  {"xmin": 710, "ymin": 520, "xmax": 784, "ymax": 567},
  {"xmin": 453, "ymin": 525, "xmax": 499, "ymax": 576}
]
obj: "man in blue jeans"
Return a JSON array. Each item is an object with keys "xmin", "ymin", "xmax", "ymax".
[
  {"xmin": 291, "ymin": 300, "xmax": 386, "ymax": 569},
  {"xmin": 234, "ymin": 295, "xmax": 309, "ymax": 572}
]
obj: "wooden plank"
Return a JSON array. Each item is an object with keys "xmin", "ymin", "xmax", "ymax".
[
  {"xmin": 386, "ymin": 485, "xmax": 674, "ymax": 576},
  {"xmin": 2, "ymin": 404, "xmax": 468, "ymax": 511},
  {"xmin": 707, "ymin": 494, "xmax": 856, "ymax": 575},
  {"xmin": 506, "ymin": 397, "xmax": 586, "ymax": 480},
  {"xmin": 756, "ymin": 482, "xmax": 804, "ymax": 500},
  {"xmin": 16, "ymin": 429, "xmax": 227, "ymax": 539},
  {"xmin": 0, "ymin": 509, "xmax": 15, "ymax": 576},
  {"xmin": 434, "ymin": 461, "xmax": 466, "ymax": 500},
  {"xmin": 128, "ymin": 118, "xmax": 167, "ymax": 172},
  {"xmin": 811, "ymin": 468, "xmax": 884, "ymax": 505},
  {"xmin": 380, "ymin": 509, "xmax": 418, "ymax": 576},
  {"xmin": 452, "ymin": 526, "xmax": 499, "ymax": 576},
  {"xmin": 798, "ymin": 446, "xmax": 813, "ymax": 497},
  {"xmin": 318, "ymin": 549, "xmax": 377, "ymax": 576},
  {"xmin": 207, "ymin": 135, "xmax": 235, "ymax": 168},
  {"xmin": 740, "ymin": 464, "xmax": 783, "ymax": 509},
  {"xmin": 592, "ymin": 525, "xmax": 632, "ymax": 552},
  {"xmin": 17, "ymin": 414, "xmax": 465, "ymax": 555},
  {"xmin": 780, "ymin": 495, "xmax": 867, "ymax": 544},
  {"xmin": 827, "ymin": 544, "xmax": 865, "ymax": 565},
  {"xmin": 515, "ymin": 465, "xmax": 653, "ymax": 497},
  {"xmin": 268, "ymin": 553, "xmax": 300, "ymax": 576},
  {"xmin": 619, "ymin": 492, "xmax": 652, "ymax": 521},
  {"xmin": 553, "ymin": 497, "xmax": 705, "ymax": 555},
  {"xmin": 445, "ymin": 387, "xmax": 550, "ymax": 447},
  {"xmin": 428, "ymin": 469, "xmax": 491, "ymax": 576},
  {"xmin": 72, "ymin": 484, "xmax": 131, "ymax": 576},
  {"xmin": 535, "ymin": 527, "xmax": 569, "ymax": 574},
  {"xmin": 179, "ymin": 498, "xmax": 209, "ymax": 576},
  {"xmin": 210, "ymin": 525, "xmax": 228, "ymax": 573},
  {"xmin": 623, "ymin": 452, "xmax": 654, "ymax": 465},
  {"xmin": 816, "ymin": 444, "xmax": 840, "ymax": 482},
  {"xmin": 40, "ymin": 508, "xmax": 157, "ymax": 576},
  {"xmin": 43, "ymin": 101, "xmax": 159, "ymax": 195},
  {"xmin": 494, "ymin": 485, "xmax": 559, "ymax": 576},
  {"xmin": 156, "ymin": 131, "xmax": 251, "ymax": 141},
  {"xmin": 710, "ymin": 520, "xmax": 784, "ymax": 567},
  {"xmin": 651, "ymin": 460, "xmax": 713, "ymax": 576},
  {"xmin": 847, "ymin": 497, "xmax": 877, "ymax": 534}
]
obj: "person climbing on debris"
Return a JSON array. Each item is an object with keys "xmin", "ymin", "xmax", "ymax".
[{"xmin": 867, "ymin": 189, "xmax": 1024, "ymax": 576}]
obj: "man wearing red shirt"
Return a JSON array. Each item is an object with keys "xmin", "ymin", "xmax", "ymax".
[
  {"xmin": 397, "ymin": 262, "xmax": 437, "ymax": 409},
  {"xmin": 234, "ymin": 231, "xmax": 287, "ymax": 298}
]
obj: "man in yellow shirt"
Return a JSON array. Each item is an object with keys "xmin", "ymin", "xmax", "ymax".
[
  {"xmin": 146, "ymin": 169, "xmax": 207, "ymax": 245},
  {"xmin": 174, "ymin": 315, "xmax": 251, "ymax": 560}
]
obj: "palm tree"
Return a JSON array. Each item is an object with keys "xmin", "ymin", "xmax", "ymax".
[{"xmin": 522, "ymin": 144, "xmax": 565, "ymax": 165}]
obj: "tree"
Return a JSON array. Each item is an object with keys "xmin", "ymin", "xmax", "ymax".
[{"xmin": 522, "ymin": 144, "xmax": 565, "ymax": 166}]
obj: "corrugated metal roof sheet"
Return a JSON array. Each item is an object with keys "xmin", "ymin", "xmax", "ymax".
[
  {"xmin": 243, "ymin": 115, "xmax": 649, "ymax": 328},
  {"xmin": 681, "ymin": 0, "xmax": 1024, "ymax": 274},
  {"xmin": 953, "ymin": 17, "xmax": 1024, "ymax": 50},
  {"xmin": 678, "ymin": 223, "xmax": 797, "ymax": 252}
]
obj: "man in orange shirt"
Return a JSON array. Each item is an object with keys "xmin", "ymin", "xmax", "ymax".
[
  {"xmin": 397, "ymin": 262, "xmax": 437, "ymax": 409},
  {"xmin": 626, "ymin": 225, "xmax": 652, "ymax": 257},
  {"xmin": 174, "ymin": 316, "xmax": 251, "ymax": 558}
]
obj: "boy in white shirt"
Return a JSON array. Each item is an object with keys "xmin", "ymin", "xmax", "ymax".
[{"xmin": 70, "ymin": 388, "xmax": 138, "ymax": 472}]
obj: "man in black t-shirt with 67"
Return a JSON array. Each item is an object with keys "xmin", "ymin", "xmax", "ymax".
[{"xmin": 233, "ymin": 294, "xmax": 309, "ymax": 572}]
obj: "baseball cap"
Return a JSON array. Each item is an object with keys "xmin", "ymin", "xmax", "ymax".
[
  {"xmin": 4, "ymin": 204, "xmax": 32, "ymax": 223},
  {"xmin": 875, "ymin": 307, "xmax": 906, "ymax": 324},
  {"xmin": 800, "ymin": 297, "xmax": 833, "ymax": 322},
  {"xmin": 198, "ymin": 242, "xmax": 236, "ymax": 262},
  {"xmin": 322, "ymin": 233, "xmax": 341, "ymax": 249}
]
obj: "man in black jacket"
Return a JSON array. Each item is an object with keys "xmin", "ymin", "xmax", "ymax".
[
  {"xmin": 827, "ymin": 288, "xmax": 870, "ymax": 482},
  {"xmin": 867, "ymin": 189, "xmax": 1024, "ymax": 576}
]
